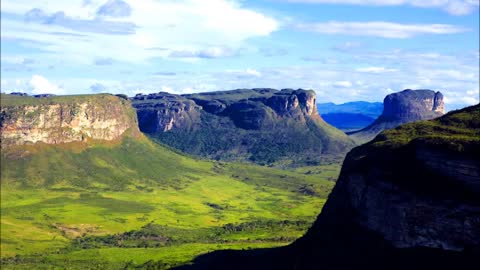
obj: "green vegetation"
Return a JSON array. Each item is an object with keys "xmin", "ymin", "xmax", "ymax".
[
  {"xmin": 1, "ymin": 135, "xmax": 340, "ymax": 269},
  {"xmin": 0, "ymin": 93, "xmax": 124, "ymax": 107},
  {"xmin": 370, "ymin": 104, "xmax": 480, "ymax": 152},
  {"xmin": 150, "ymin": 111, "xmax": 349, "ymax": 168},
  {"xmin": 133, "ymin": 88, "xmax": 355, "ymax": 167}
]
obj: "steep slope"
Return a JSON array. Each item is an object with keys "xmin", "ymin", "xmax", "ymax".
[
  {"xmin": 317, "ymin": 101, "xmax": 382, "ymax": 131},
  {"xmin": 348, "ymin": 89, "xmax": 444, "ymax": 143},
  {"xmin": 132, "ymin": 88, "xmax": 355, "ymax": 167},
  {"xmin": 176, "ymin": 104, "xmax": 480, "ymax": 270},
  {"xmin": 0, "ymin": 94, "xmax": 340, "ymax": 269}
]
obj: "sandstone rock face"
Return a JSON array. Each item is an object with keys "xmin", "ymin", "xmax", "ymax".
[
  {"xmin": 1, "ymin": 94, "xmax": 139, "ymax": 147},
  {"xmin": 132, "ymin": 88, "xmax": 353, "ymax": 166},
  {"xmin": 348, "ymin": 89, "xmax": 445, "ymax": 143}
]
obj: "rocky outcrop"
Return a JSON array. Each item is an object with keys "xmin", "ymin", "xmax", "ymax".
[
  {"xmin": 132, "ymin": 92, "xmax": 201, "ymax": 132},
  {"xmin": 0, "ymin": 94, "xmax": 139, "ymax": 147},
  {"xmin": 348, "ymin": 89, "xmax": 444, "ymax": 143},
  {"xmin": 174, "ymin": 104, "xmax": 480, "ymax": 270},
  {"xmin": 133, "ymin": 89, "xmax": 321, "ymax": 132},
  {"xmin": 132, "ymin": 89, "xmax": 354, "ymax": 166}
]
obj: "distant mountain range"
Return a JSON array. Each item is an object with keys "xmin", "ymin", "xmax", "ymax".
[{"xmin": 317, "ymin": 101, "xmax": 383, "ymax": 132}]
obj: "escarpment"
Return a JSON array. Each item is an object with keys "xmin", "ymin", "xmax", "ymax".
[
  {"xmin": 175, "ymin": 104, "xmax": 480, "ymax": 270},
  {"xmin": 132, "ymin": 88, "xmax": 355, "ymax": 166},
  {"xmin": 293, "ymin": 104, "xmax": 480, "ymax": 267},
  {"xmin": 348, "ymin": 89, "xmax": 445, "ymax": 143},
  {"xmin": 0, "ymin": 94, "xmax": 140, "ymax": 147}
]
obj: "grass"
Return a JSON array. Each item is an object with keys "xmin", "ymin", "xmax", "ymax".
[
  {"xmin": 1, "ymin": 135, "xmax": 340, "ymax": 269},
  {"xmin": 0, "ymin": 93, "xmax": 124, "ymax": 107},
  {"xmin": 369, "ymin": 104, "xmax": 480, "ymax": 151}
]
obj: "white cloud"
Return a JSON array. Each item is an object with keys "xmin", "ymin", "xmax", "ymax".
[
  {"xmin": 1, "ymin": 0, "xmax": 278, "ymax": 63},
  {"xmin": 29, "ymin": 75, "xmax": 65, "ymax": 94},
  {"xmin": 356, "ymin": 66, "xmax": 398, "ymax": 73},
  {"xmin": 245, "ymin": 68, "xmax": 262, "ymax": 77},
  {"xmin": 283, "ymin": 0, "xmax": 480, "ymax": 15},
  {"xmin": 225, "ymin": 68, "xmax": 262, "ymax": 77},
  {"xmin": 444, "ymin": 95, "xmax": 479, "ymax": 107},
  {"xmin": 333, "ymin": 81, "xmax": 353, "ymax": 87},
  {"xmin": 295, "ymin": 21, "xmax": 468, "ymax": 38}
]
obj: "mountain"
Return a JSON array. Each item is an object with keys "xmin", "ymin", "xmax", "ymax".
[
  {"xmin": 0, "ymin": 93, "xmax": 340, "ymax": 269},
  {"xmin": 175, "ymin": 104, "xmax": 480, "ymax": 270},
  {"xmin": 317, "ymin": 101, "xmax": 383, "ymax": 132},
  {"xmin": 317, "ymin": 101, "xmax": 383, "ymax": 117},
  {"xmin": 132, "ymin": 88, "xmax": 355, "ymax": 167},
  {"xmin": 1, "ymin": 93, "xmax": 140, "ymax": 147},
  {"xmin": 348, "ymin": 89, "xmax": 445, "ymax": 143}
]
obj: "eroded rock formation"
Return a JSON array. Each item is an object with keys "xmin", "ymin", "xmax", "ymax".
[
  {"xmin": 348, "ymin": 89, "xmax": 445, "ymax": 143},
  {"xmin": 132, "ymin": 88, "xmax": 354, "ymax": 166},
  {"xmin": 0, "ymin": 94, "xmax": 139, "ymax": 147}
]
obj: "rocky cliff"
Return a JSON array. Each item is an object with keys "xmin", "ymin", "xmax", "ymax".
[
  {"xmin": 175, "ymin": 104, "xmax": 480, "ymax": 270},
  {"xmin": 348, "ymin": 89, "xmax": 444, "ymax": 143},
  {"xmin": 132, "ymin": 88, "xmax": 355, "ymax": 166},
  {"xmin": 0, "ymin": 94, "xmax": 139, "ymax": 147}
]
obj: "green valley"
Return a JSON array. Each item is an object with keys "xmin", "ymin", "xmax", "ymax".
[{"xmin": 1, "ymin": 134, "xmax": 339, "ymax": 269}]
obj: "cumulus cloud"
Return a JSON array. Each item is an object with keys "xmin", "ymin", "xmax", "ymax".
[
  {"xmin": 443, "ymin": 90, "xmax": 479, "ymax": 108},
  {"xmin": 282, "ymin": 0, "xmax": 480, "ymax": 15},
  {"xmin": 1, "ymin": 0, "xmax": 278, "ymax": 63},
  {"xmin": 295, "ymin": 21, "xmax": 468, "ymax": 38},
  {"xmin": 29, "ymin": 75, "xmax": 64, "ymax": 94}
]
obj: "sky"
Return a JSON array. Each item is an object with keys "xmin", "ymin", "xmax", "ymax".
[{"xmin": 1, "ymin": 0, "xmax": 479, "ymax": 110}]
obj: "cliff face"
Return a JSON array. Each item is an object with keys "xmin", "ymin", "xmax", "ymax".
[
  {"xmin": 294, "ymin": 105, "xmax": 480, "ymax": 266},
  {"xmin": 132, "ymin": 92, "xmax": 201, "ymax": 133},
  {"xmin": 174, "ymin": 105, "xmax": 480, "ymax": 270},
  {"xmin": 133, "ymin": 88, "xmax": 321, "ymax": 132},
  {"xmin": 0, "ymin": 94, "xmax": 139, "ymax": 147},
  {"xmin": 382, "ymin": 89, "xmax": 444, "ymax": 121},
  {"xmin": 348, "ymin": 89, "xmax": 445, "ymax": 143},
  {"xmin": 132, "ymin": 89, "xmax": 354, "ymax": 166}
]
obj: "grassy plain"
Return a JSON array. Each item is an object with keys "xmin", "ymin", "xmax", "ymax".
[{"xmin": 1, "ymin": 136, "xmax": 340, "ymax": 269}]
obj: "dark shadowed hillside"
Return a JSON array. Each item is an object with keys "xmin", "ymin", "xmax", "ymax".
[
  {"xmin": 175, "ymin": 104, "xmax": 480, "ymax": 270},
  {"xmin": 132, "ymin": 88, "xmax": 355, "ymax": 167}
]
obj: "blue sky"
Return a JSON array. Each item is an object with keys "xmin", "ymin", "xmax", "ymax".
[{"xmin": 1, "ymin": 0, "xmax": 479, "ymax": 110}]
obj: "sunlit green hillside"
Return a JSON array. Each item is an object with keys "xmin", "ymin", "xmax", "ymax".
[{"xmin": 1, "ymin": 135, "xmax": 339, "ymax": 269}]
